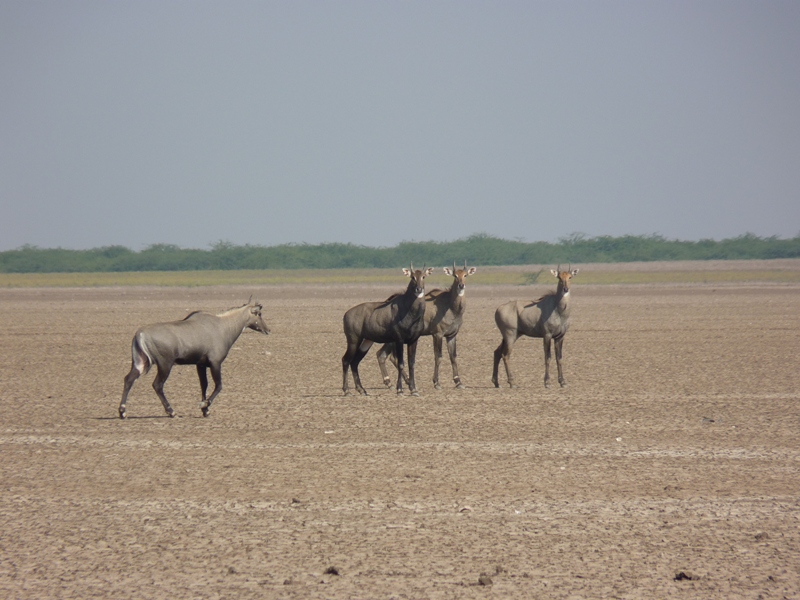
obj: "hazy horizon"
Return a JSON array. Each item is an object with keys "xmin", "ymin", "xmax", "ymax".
[
  {"xmin": 4, "ymin": 231, "xmax": 799, "ymax": 254},
  {"xmin": 3, "ymin": 1, "xmax": 799, "ymax": 252}
]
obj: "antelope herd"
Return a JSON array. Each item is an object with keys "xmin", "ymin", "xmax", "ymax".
[{"xmin": 119, "ymin": 264, "xmax": 578, "ymax": 418}]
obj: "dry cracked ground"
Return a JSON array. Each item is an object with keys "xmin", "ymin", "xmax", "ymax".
[{"xmin": 1, "ymin": 264, "xmax": 799, "ymax": 599}]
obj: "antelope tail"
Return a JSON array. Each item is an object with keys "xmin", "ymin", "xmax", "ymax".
[{"xmin": 132, "ymin": 332, "xmax": 154, "ymax": 375}]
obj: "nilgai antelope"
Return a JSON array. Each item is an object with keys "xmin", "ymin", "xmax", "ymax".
[
  {"xmin": 342, "ymin": 265, "xmax": 433, "ymax": 396},
  {"xmin": 376, "ymin": 261, "xmax": 477, "ymax": 389},
  {"xmin": 492, "ymin": 266, "xmax": 579, "ymax": 389},
  {"xmin": 119, "ymin": 298, "xmax": 270, "ymax": 419}
]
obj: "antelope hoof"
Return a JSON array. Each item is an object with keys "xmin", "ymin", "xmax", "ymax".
[
  {"xmin": 382, "ymin": 377, "xmax": 392, "ymax": 388},
  {"xmin": 167, "ymin": 409, "xmax": 176, "ymax": 418},
  {"xmin": 559, "ymin": 380, "xmax": 567, "ymax": 388},
  {"xmin": 410, "ymin": 390, "xmax": 420, "ymax": 397},
  {"xmin": 434, "ymin": 383, "xmax": 442, "ymax": 390},
  {"xmin": 119, "ymin": 409, "xmax": 126, "ymax": 419},
  {"xmin": 455, "ymin": 381, "xmax": 465, "ymax": 390}
]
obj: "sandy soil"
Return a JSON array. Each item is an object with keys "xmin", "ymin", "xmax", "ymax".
[{"xmin": 1, "ymin": 271, "xmax": 799, "ymax": 599}]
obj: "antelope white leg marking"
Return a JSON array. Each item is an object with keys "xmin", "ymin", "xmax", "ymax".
[{"xmin": 359, "ymin": 340, "xmax": 374, "ymax": 352}]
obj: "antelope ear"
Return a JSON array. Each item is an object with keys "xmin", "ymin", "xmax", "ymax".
[
  {"xmin": 571, "ymin": 268, "xmax": 579, "ymax": 276},
  {"xmin": 550, "ymin": 269, "xmax": 559, "ymax": 277},
  {"xmin": 402, "ymin": 268, "xmax": 412, "ymax": 277},
  {"xmin": 443, "ymin": 267, "xmax": 453, "ymax": 276},
  {"xmin": 424, "ymin": 267, "xmax": 433, "ymax": 276},
  {"xmin": 467, "ymin": 267, "xmax": 477, "ymax": 276}
]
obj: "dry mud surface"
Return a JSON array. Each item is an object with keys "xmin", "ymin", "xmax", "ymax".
[{"xmin": 1, "ymin": 272, "xmax": 799, "ymax": 599}]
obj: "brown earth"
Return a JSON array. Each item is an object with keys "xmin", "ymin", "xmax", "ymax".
[{"xmin": 1, "ymin": 267, "xmax": 799, "ymax": 599}]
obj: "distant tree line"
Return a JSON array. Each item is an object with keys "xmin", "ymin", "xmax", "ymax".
[{"xmin": 1, "ymin": 233, "xmax": 799, "ymax": 273}]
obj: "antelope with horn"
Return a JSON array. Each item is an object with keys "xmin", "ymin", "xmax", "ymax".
[
  {"xmin": 376, "ymin": 261, "xmax": 477, "ymax": 389},
  {"xmin": 492, "ymin": 266, "xmax": 579, "ymax": 389},
  {"xmin": 342, "ymin": 264, "xmax": 432, "ymax": 396},
  {"xmin": 119, "ymin": 298, "xmax": 270, "ymax": 418}
]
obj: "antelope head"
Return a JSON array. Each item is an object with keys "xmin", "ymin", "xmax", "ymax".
[
  {"xmin": 403, "ymin": 263, "xmax": 433, "ymax": 298},
  {"xmin": 246, "ymin": 299, "xmax": 271, "ymax": 335},
  {"xmin": 550, "ymin": 265, "xmax": 579, "ymax": 294},
  {"xmin": 444, "ymin": 260, "xmax": 477, "ymax": 297}
]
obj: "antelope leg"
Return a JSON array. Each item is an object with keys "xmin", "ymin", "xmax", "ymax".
[
  {"xmin": 555, "ymin": 336, "xmax": 567, "ymax": 387},
  {"xmin": 152, "ymin": 366, "xmax": 176, "ymax": 418},
  {"xmin": 446, "ymin": 335, "xmax": 463, "ymax": 389},
  {"xmin": 376, "ymin": 343, "xmax": 394, "ymax": 388},
  {"xmin": 432, "ymin": 335, "xmax": 443, "ymax": 390},
  {"xmin": 119, "ymin": 366, "xmax": 141, "ymax": 419},
  {"xmin": 543, "ymin": 337, "xmax": 552, "ymax": 388},
  {"xmin": 407, "ymin": 340, "xmax": 419, "ymax": 397},
  {"xmin": 394, "ymin": 342, "xmax": 405, "ymax": 395}
]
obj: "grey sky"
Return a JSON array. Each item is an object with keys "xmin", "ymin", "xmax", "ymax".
[{"xmin": 2, "ymin": 1, "xmax": 799, "ymax": 251}]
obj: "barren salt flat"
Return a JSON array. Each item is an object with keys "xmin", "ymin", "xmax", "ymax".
[{"xmin": 1, "ymin": 263, "xmax": 799, "ymax": 598}]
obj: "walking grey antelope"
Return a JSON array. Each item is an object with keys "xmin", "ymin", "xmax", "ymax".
[
  {"xmin": 376, "ymin": 261, "xmax": 477, "ymax": 389},
  {"xmin": 492, "ymin": 266, "xmax": 579, "ymax": 389},
  {"xmin": 119, "ymin": 298, "xmax": 270, "ymax": 419},
  {"xmin": 342, "ymin": 264, "xmax": 433, "ymax": 396}
]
